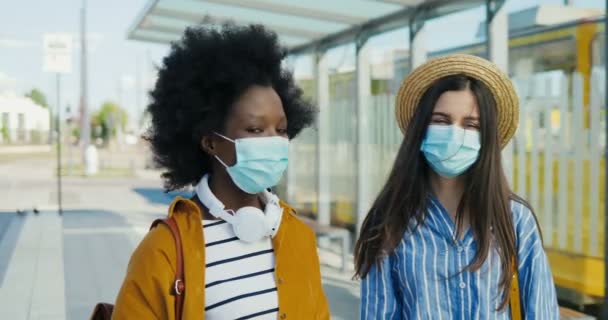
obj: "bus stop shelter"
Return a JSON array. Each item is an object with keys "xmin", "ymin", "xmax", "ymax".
[
  {"xmin": 128, "ymin": 0, "xmax": 510, "ymax": 232},
  {"xmin": 127, "ymin": 0, "xmax": 608, "ymax": 314}
]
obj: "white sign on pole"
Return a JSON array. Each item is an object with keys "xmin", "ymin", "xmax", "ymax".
[{"xmin": 43, "ymin": 33, "xmax": 73, "ymax": 74}]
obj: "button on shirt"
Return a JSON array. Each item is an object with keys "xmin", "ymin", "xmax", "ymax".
[{"xmin": 360, "ymin": 199, "xmax": 559, "ymax": 319}]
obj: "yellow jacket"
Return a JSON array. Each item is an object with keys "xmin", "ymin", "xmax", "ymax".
[{"xmin": 113, "ymin": 197, "xmax": 330, "ymax": 319}]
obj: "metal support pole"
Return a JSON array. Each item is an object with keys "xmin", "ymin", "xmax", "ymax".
[
  {"xmin": 355, "ymin": 34, "xmax": 371, "ymax": 237},
  {"xmin": 603, "ymin": 2, "xmax": 608, "ymax": 318},
  {"xmin": 486, "ymin": 0, "xmax": 513, "ymax": 186},
  {"xmin": 80, "ymin": 0, "xmax": 90, "ymax": 161},
  {"xmin": 285, "ymin": 55, "xmax": 298, "ymax": 204},
  {"xmin": 136, "ymin": 54, "xmax": 142, "ymax": 123},
  {"xmin": 315, "ymin": 51, "xmax": 331, "ymax": 226},
  {"xmin": 56, "ymin": 74, "xmax": 63, "ymax": 215},
  {"xmin": 486, "ymin": 0, "xmax": 508, "ymax": 65},
  {"xmin": 409, "ymin": 9, "xmax": 427, "ymax": 71}
]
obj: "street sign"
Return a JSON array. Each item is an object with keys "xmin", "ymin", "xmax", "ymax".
[
  {"xmin": 43, "ymin": 33, "xmax": 73, "ymax": 215},
  {"xmin": 43, "ymin": 33, "xmax": 73, "ymax": 74}
]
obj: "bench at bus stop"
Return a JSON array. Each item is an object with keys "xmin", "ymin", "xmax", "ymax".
[
  {"xmin": 299, "ymin": 216, "xmax": 351, "ymax": 273},
  {"xmin": 559, "ymin": 306, "xmax": 595, "ymax": 319}
]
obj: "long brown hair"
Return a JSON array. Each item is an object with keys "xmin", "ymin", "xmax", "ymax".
[{"xmin": 354, "ymin": 75, "xmax": 534, "ymax": 310}]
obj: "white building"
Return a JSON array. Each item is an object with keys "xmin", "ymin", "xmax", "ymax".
[{"xmin": 0, "ymin": 94, "xmax": 50, "ymax": 144}]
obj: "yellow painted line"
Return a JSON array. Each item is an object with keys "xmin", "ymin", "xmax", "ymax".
[{"xmin": 510, "ymin": 28, "xmax": 575, "ymax": 47}]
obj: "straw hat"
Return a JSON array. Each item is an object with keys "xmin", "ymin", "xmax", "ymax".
[{"xmin": 395, "ymin": 54, "xmax": 519, "ymax": 148}]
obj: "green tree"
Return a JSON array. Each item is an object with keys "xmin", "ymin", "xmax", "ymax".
[
  {"xmin": 91, "ymin": 101, "xmax": 129, "ymax": 142},
  {"xmin": 25, "ymin": 88, "xmax": 49, "ymax": 108}
]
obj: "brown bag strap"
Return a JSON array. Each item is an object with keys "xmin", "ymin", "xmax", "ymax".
[{"xmin": 151, "ymin": 218, "xmax": 185, "ymax": 320}]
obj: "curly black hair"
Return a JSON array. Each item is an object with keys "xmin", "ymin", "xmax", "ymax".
[{"xmin": 146, "ymin": 24, "xmax": 316, "ymax": 191}]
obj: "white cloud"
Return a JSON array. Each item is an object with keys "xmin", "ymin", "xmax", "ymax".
[
  {"xmin": 0, "ymin": 33, "xmax": 104, "ymax": 51},
  {"xmin": 121, "ymin": 74, "xmax": 136, "ymax": 89},
  {"xmin": 0, "ymin": 37, "xmax": 36, "ymax": 49},
  {"xmin": 72, "ymin": 32, "xmax": 105, "ymax": 52},
  {"xmin": 0, "ymin": 72, "xmax": 17, "ymax": 95}
]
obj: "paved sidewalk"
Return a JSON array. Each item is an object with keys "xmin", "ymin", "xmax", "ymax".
[
  {"xmin": 0, "ymin": 145, "xmax": 52, "ymax": 154},
  {"xmin": 0, "ymin": 213, "xmax": 65, "ymax": 320},
  {"xmin": 0, "ymin": 155, "xmax": 360, "ymax": 319},
  {"xmin": 0, "ymin": 211, "xmax": 360, "ymax": 320}
]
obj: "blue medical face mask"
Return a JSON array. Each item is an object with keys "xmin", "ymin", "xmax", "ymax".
[
  {"xmin": 214, "ymin": 133, "xmax": 289, "ymax": 194},
  {"xmin": 420, "ymin": 125, "xmax": 481, "ymax": 178}
]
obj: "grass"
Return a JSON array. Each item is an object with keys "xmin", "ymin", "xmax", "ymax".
[
  {"xmin": 0, "ymin": 151, "xmax": 53, "ymax": 164},
  {"xmin": 56, "ymin": 165, "xmax": 133, "ymax": 178}
]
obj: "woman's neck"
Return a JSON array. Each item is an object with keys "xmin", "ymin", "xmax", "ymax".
[
  {"xmin": 430, "ymin": 173, "xmax": 466, "ymax": 221},
  {"xmin": 194, "ymin": 169, "xmax": 263, "ymax": 220},
  {"xmin": 209, "ymin": 171, "xmax": 262, "ymax": 210}
]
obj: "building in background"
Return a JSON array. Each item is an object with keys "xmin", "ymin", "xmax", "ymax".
[{"xmin": 0, "ymin": 94, "xmax": 50, "ymax": 145}]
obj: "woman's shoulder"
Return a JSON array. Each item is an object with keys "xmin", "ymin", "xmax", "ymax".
[
  {"xmin": 278, "ymin": 200, "xmax": 316, "ymax": 241},
  {"xmin": 114, "ymin": 216, "xmax": 181, "ymax": 318},
  {"xmin": 128, "ymin": 197, "xmax": 201, "ymax": 273},
  {"xmin": 510, "ymin": 199, "xmax": 534, "ymax": 225},
  {"xmin": 129, "ymin": 221, "xmax": 177, "ymax": 272},
  {"xmin": 509, "ymin": 198, "xmax": 541, "ymax": 240}
]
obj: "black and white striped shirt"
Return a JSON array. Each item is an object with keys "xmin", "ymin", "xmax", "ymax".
[{"xmin": 203, "ymin": 220, "xmax": 279, "ymax": 320}]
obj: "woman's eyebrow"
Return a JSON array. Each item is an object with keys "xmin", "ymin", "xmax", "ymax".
[
  {"xmin": 240, "ymin": 112, "xmax": 287, "ymax": 124},
  {"xmin": 239, "ymin": 112, "xmax": 265, "ymax": 121},
  {"xmin": 431, "ymin": 112, "xmax": 450, "ymax": 118}
]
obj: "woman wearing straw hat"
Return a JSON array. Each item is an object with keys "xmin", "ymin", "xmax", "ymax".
[{"xmin": 354, "ymin": 54, "xmax": 558, "ymax": 319}]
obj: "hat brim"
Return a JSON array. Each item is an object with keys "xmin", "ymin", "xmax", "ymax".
[{"xmin": 395, "ymin": 54, "xmax": 519, "ymax": 148}]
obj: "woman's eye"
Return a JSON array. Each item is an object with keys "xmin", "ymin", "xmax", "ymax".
[
  {"xmin": 246, "ymin": 128, "xmax": 263, "ymax": 134},
  {"xmin": 432, "ymin": 119, "xmax": 449, "ymax": 125},
  {"xmin": 277, "ymin": 128, "xmax": 288, "ymax": 135}
]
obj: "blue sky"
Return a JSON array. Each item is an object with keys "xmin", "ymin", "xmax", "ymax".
[
  {"xmin": 0, "ymin": 0, "xmax": 605, "ymax": 122},
  {"xmin": 0, "ymin": 0, "xmax": 167, "ymax": 122}
]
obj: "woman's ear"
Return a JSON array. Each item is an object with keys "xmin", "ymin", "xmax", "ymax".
[{"xmin": 201, "ymin": 135, "xmax": 216, "ymax": 156}]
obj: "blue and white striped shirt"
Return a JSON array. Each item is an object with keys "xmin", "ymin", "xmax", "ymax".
[{"xmin": 361, "ymin": 198, "xmax": 559, "ymax": 319}]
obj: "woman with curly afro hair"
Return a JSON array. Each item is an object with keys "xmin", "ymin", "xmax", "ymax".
[{"xmin": 112, "ymin": 24, "xmax": 329, "ymax": 319}]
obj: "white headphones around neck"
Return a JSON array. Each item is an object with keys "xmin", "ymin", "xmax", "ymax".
[{"xmin": 195, "ymin": 174, "xmax": 283, "ymax": 243}]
